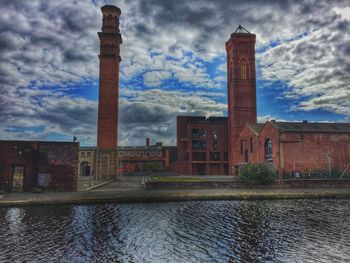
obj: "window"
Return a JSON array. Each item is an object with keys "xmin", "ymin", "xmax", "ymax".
[
  {"xmin": 210, "ymin": 152, "xmax": 221, "ymax": 161},
  {"xmin": 156, "ymin": 151, "xmax": 161, "ymax": 156},
  {"xmin": 142, "ymin": 151, "xmax": 147, "ymax": 156},
  {"xmin": 80, "ymin": 152, "xmax": 86, "ymax": 157},
  {"xmin": 240, "ymin": 140, "xmax": 243, "ymax": 154},
  {"xmin": 192, "ymin": 140, "xmax": 207, "ymax": 150},
  {"xmin": 250, "ymin": 137, "xmax": 253, "ymax": 153},
  {"xmin": 130, "ymin": 151, "xmax": 135, "ymax": 156},
  {"xmin": 212, "ymin": 129, "xmax": 218, "ymax": 150},
  {"xmin": 87, "ymin": 152, "xmax": 91, "ymax": 157},
  {"xmin": 136, "ymin": 151, "xmax": 141, "ymax": 156},
  {"xmin": 192, "ymin": 129, "xmax": 206, "ymax": 139},
  {"xmin": 264, "ymin": 138, "xmax": 273, "ymax": 162},
  {"xmin": 118, "ymin": 151, "xmax": 124, "ymax": 156},
  {"xmin": 240, "ymin": 60, "xmax": 248, "ymax": 79}
]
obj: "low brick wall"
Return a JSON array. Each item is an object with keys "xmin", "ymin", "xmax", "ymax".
[
  {"xmin": 145, "ymin": 179, "xmax": 350, "ymax": 190},
  {"xmin": 0, "ymin": 140, "xmax": 78, "ymax": 192}
]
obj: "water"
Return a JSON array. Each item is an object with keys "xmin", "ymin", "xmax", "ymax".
[{"xmin": 0, "ymin": 199, "xmax": 349, "ymax": 263}]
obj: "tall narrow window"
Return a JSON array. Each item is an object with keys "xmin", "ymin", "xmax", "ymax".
[
  {"xmin": 212, "ymin": 129, "xmax": 218, "ymax": 150},
  {"xmin": 250, "ymin": 137, "xmax": 253, "ymax": 153},
  {"xmin": 240, "ymin": 61, "xmax": 247, "ymax": 79},
  {"xmin": 240, "ymin": 140, "xmax": 243, "ymax": 154},
  {"xmin": 264, "ymin": 138, "xmax": 273, "ymax": 162}
]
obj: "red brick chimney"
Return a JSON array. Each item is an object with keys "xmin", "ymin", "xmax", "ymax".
[{"xmin": 97, "ymin": 5, "xmax": 122, "ymax": 150}]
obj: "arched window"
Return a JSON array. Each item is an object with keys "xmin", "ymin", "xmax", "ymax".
[
  {"xmin": 240, "ymin": 59, "xmax": 248, "ymax": 79},
  {"xmin": 264, "ymin": 138, "xmax": 273, "ymax": 162}
]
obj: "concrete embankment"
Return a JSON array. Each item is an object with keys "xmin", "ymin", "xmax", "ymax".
[{"xmin": 1, "ymin": 188, "xmax": 350, "ymax": 207}]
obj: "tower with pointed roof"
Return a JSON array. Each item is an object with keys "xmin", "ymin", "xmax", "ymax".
[{"xmin": 226, "ymin": 25, "xmax": 257, "ymax": 175}]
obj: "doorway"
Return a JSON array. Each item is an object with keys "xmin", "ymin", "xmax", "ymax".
[
  {"xmin": 11, "ymin": 165, "xmax": 25, "ymax": 192},
  {"xmin": 244, "ymin": 149, "xmax": 249, "ymax": 163},
  {"xmin": 80, "ymin": 161, "xmax": 90, "ymax": 176}
]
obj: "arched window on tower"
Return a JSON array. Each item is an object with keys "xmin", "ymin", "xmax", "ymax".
[{"xmin": 240, "ymin": 59, "xmax": 248, "ymax": 80}]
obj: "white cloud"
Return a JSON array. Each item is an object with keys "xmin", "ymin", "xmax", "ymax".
[
  {"xmin": 1, "ymin": 0, "xmax": 349, "ymax": 145},
  {"xmin": 333, "ymin": 7, "xmax": 350, "ymax": 20},
  {"xmin": 143, "ymin": 70, "xmax": 171, "ymax": 87},
  {"xmin": 259, "ymin": 17, "xmax": 350, "ymax": 119}
]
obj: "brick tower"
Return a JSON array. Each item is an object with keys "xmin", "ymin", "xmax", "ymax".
[
  {"xmin": 226, "ymin": 25, "xmax": 257, "ymax": 175},
  {"xmin": 97, "ymin": 5, "xmax": 122, "ymax": 149}
]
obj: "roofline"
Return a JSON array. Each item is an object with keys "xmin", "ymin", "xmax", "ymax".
[
  {"xmin": 265, "ymin": 121, "xmax": 350, "ymax": 133},
  {"xmin": 246, "ymin": 123, "xmax": 261, "ymax": 136},
  {"xmin": 0, "ymin": 140, "xmax": 79, "ymax": 144}
]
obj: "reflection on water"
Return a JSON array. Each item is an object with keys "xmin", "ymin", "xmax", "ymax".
[{"xmin": 0, "ymin": 199, "xmax": 349, "ymax": 262}]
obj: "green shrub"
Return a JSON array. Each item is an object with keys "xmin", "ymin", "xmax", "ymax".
[
  {"xmin": 144, "ymin": 162, "xmax": 164, "ymax": 172},
  {"xmin": 239, "ymin": 162, "xmax": 278, "ymax": 185}
]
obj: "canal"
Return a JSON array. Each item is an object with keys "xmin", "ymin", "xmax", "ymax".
[{"xmin": 0, "ymin": 199, "xmax": 349, "ymax": 262}]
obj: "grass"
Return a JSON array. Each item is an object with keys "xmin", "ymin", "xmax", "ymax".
[
  {"xmin": 150, "ymin": 175, "xmax": 233, "ymax": 183},
  {"xmin": 151, "ymin": 177, "xmax": 209, "ymax": 183}
]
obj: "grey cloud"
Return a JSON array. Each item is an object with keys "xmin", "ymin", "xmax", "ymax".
[
  {"xmin": 1, "ymin": 0, "xmax": 349, "ymax": 145},
  {"xmin": 117, "ymin": 88, "xmax": 226, "ymax": 145},
  {"xmin": 120, "ymin": 102, "xmax": 171, "ymax": 124}
]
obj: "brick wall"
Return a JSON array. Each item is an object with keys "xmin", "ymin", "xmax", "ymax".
[
  {"xmin": 174, "ymin": 116, "xmax": 229, "ymax": 175},
  {"xmin": 238, "ymin": 125, "xmax": 260, "ymax": 163},
  {"xmin": 0, "ymin": 141, "xmax": 78, "ymax": 192}
]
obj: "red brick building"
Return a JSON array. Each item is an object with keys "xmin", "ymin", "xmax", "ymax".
[
  {"xmin": 226, "ymin": 25, "xmax": 257, "ymax": 175},
  {"xmin": 173, "ymin": 116, "xmax": 229, "ymax": 175},
  {"xmin": 79, "ymin": 139, "xmax": 176, "ymax": 176},
  {"xmin": 237, "ymin": 123, "xmax": 264, "ymax": 165},
  {"xmin": 172, "ymin": 25, "xmax": 350, "ymax": 177},
  {"xmin": 238, "ymin": 121, "xmax": 350, "ymax": 178},
  {"xmin": 118, "ymin": 141, "xmax": 177, "ymax": 175},
  {"xmin": 0, "ymin": 141, "xmax": 79, "ymax": 192}
]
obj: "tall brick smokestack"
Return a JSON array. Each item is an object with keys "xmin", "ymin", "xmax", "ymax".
[{"xmin": 97, "ymin": 5, "xmax": 122, "ymax": 149}]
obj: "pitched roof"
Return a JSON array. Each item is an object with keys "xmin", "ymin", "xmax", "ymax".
[
  {"xmin": 270, "ymin": 121, "xmax": 350, "ymax": 133},
  {"xmin": 247, "ymin": 123, "xmax": 264, "ymax": 135}
]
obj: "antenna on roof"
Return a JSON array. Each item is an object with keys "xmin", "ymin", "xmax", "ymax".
[{"xmin": 234, "ymin": 24, "xmax": 251, "ymax": 34}]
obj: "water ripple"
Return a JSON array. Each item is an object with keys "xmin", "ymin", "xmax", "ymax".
[{"xmin": 0, "ymin": 199, "xmax": 349, "ymax": 262}]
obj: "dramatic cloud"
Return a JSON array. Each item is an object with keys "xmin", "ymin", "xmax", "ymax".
[
  {"xmin": 0, "ymin": 0, "xmax": 349, "ymax": 145},
  {"xmin": 118, "ymin": 89, "xmax": 226, "ymax": 145},
  {"xmin": 259, "ymin": 14, "xmax": 350, "ymax": 119}
]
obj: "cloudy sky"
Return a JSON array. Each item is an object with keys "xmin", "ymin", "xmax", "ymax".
[{"xmin": 0, "ymin": 0, "xmax": 349, "ymax": 146}]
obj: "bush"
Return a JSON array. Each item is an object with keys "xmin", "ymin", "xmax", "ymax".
[
  {"xmin": 144, "ymin": 162, "xmax": 164, "ymax": 173},
  {"xmin": 239, "ymin": 162, "xmax": 278, "ymax": 185}
]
